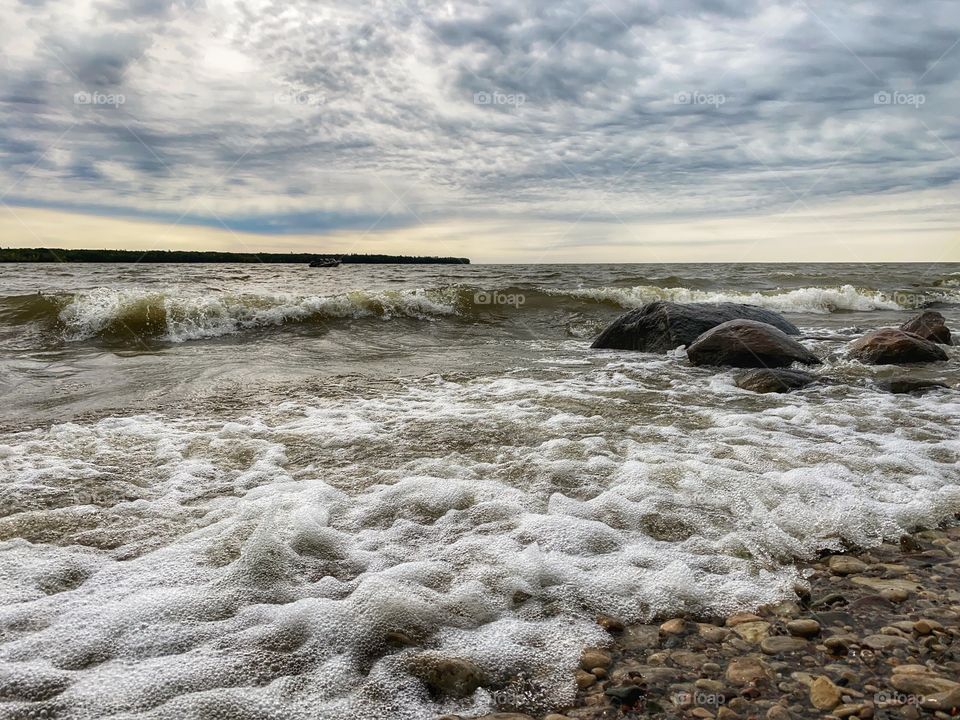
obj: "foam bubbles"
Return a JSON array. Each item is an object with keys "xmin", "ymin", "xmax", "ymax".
[{"xmin": 1, "ymin": 361, "xmax": 959, "ymax": 718}]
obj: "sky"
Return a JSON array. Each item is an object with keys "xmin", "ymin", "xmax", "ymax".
[{"xmin": 0, "ymin": 0, "xmax": 959, "ymax": 263}]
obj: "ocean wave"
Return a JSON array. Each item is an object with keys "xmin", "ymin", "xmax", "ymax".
[
  {"xmin": 560, "ymin": 284, "xmax": 910, "ymax": 313},
  {"xmin": 32, "ymin": 288, "xmax": 461, "ymax": 342},
  {"xmin": 2, "ymin": 281, "xmax": 955, "ymax": 344}
]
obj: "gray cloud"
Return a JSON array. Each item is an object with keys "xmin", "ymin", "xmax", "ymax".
[{"xmin": 0, "ymin": 0, "xmax": 958, "ymax": 236}]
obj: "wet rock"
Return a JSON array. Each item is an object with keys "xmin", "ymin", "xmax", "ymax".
[
  {"xmin": 408, "ymin": 655, "xmax": 486, "ymax": 698},
  {"xmin": 734, "ymin": 368, "xmax": 816, "ymax": 393},
  {"xmin": 760, "ymin": 637, "xmax": 809, "ymax": 654},
  {"xmin": 591, "ymin": 301, "xmax": 801, "ymax": 352},
  {"xmin": 733, "ymin": 621, "xmax": 771, "ymax": 643},
  {"xmin": 890, "ymin": 673, "xmax": 959, "ymax": 695},
  {"xmin": 476, "ymin": 715, "xmax": 536, "ymax": 720},
  {"xmin": 900, "ymin": 310, "xmax": 952, "ymax": 345},
  {"xmin": 726, "ymin": 656, "xmax": 774, "ymax": 686},
  {"xmin": 828, "ymin": 556, "xmax": 867, "ymax": 576},
  {"xmin": 621, "ymin": 624, "xmax": 660, "ymax": 649},
  {"xmin": 660, "ymin": 618, "xmax": 689, "ymax": 635},
  {"xmin": 604, "ymin": 684, "xmax": 646, "ymax": 706},
  {"xmin": 580, "ymin": 649, "xmax": 612, "ymax": 671},
  {"xmin": 766, "ymin": 706, "xmax": 792, "ymax": 720},
  {"xmin": 848, "ymin": 576, "xmax": 919, "ymax": 594},
  {"xmin": 920, "ymin": 687, "xmax": 960, "ymax": 712},
  {"xmin": 687, "ymin": 320, "xmax": 821, "ymax": 368},
  {"xmin": 848, "ymin": 328, "xmax": 948, "ymax": 364},
  {"xmin": 875, "ymin": 378, "xmax": 949, "ymax": 394},
  {"xmin": 861, "ymin": 634, "xmax": 910, "ymax": 650},
  {"xmin": 810, "ymin": 675, "xmax": 842, "ymax": 710},
  {"xmin": 785, "ymin": 619, "xmax": 820, "ymax": 638},
  {"xmin": 725, "ymin": 613, "xmax": 764, "ymax": 627},
  {"xmin": 575, "ymin": 670, "xmax": 597, "ymax": 689}
]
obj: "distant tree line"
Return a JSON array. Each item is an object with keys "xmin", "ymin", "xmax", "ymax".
[{"xmin": 0, "ymin": 248, "xmax": 470, "ymax": 264}]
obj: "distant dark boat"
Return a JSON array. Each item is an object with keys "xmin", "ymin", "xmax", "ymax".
[{"xmin": 309, "ymin": 258, "xmax": 342, "ymax": 268}]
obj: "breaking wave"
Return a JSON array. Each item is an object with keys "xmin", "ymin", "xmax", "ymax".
[{"xmin": 1, "ymin": 282, "xmax": 955, "ymax": 343}]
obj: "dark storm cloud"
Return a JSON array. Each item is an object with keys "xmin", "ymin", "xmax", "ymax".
[{"xmin": 0, "ymin": 0, "xmax": 958, "ymax": 233}]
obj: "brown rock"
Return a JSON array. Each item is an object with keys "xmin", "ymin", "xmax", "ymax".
[
  {"xmin": 786, "ymin": 619, "xmax": 821, "ymax": 637},
  {"xmin": 660, "ymin": 618, "xmax": 688, "ymax": 635},
  {"xmin": 862, "ymin": 634, "xmax": 910, "ymax": 650},
  {"xmin": 920, "ymin": 687, "xmax": 960, "ymax": 712},
  {"xmin": 848, "ymin": 328, "xmax": 948, "ymax": 364},
  {"xmin": 579, "ymin": 649, "xmax": 612, "ymax": 671},
  {"xmin": 828, "ymin": 556, "xmax": 867, "ymax": 575},
  {"xmin": 687, "ymin": 320, "xmax": 821, "ymax": 368},
  {"xmin": 810, "ymin": 675, "xmax": 842, "ymax": 710},
  {"xmin": 726, "ymin": 612, "xmax": 764, "ymax": 627},
  {"xmin": 900, "ymin": 310, "xmax": 952, "ymax": 345},
  {"xmin": 760, "ymin": 636, "xmax": 809, "ymax": 654},
  {"xmin": 691, "ymin": 709, "xmax": 715, "ymax": 719},
  {"xmin": 408, "ymin": 655, "xmax": 486, "ymax": 698},
  {"xmin": 734, "ymin": 368, "xmax": 816, "ymax": 393},
  {"xmin": 726, "ymin": 656, "xmax": 774, "ymax": 686},
  {"xmin": 890, "ymin": 673, "xmax": 959, "ymax": 695},
  {"xmin": 733, "ymin": 621, "xmax": 771, "ymax": 643},
  {"xmin": 575, "ymin": 669, "xmax": 597, "ymax": 689},
  {"xmin": 766, "ymin": 706, "xmax": 792, "ymax": 720},
  {"xmin": 717, "ymin": 708, "xmax": 740, "ymax": 720}
]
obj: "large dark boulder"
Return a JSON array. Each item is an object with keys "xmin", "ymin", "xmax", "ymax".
[
  {"xmin": 900, "ymin": 311, "xmax": 952, "ymax": 345},
  {"xmin": 735, "ymin": 368, "xmax": 816, "ymax": 393},
  {"xmin": 849, "ymin": 329, "xmax": 948, "ymax": 365},
  {"xmin": 874, "ymin": 378, "xmax": 949, "ymax": 394},
  {"xmin": 591, "ymin": 302, "xmax": 801, "ymax": 352},
  {"xmin": 687, "ymin": 320, "xmax": 821, "ymax": 368}
]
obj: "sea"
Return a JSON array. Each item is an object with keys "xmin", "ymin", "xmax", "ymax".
[{"xmin": 1, "ymin": 262, "xmax": 959, "ymax": 719}]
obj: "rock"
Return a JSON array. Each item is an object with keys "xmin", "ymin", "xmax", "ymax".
[
  {"xmin": 834, "ymin": 703, "xmax": 865, "ymax": 718},
  {"xmin": 848, "ymin": 328, "xmax": 948, "ymax": 365},
  {"xmin": 621, "ymin": 624, "xmax": 660, "ymax": 649},
  {"xmin": 691, "ymin": 709, "xmax": 715, "ymax": 719},
  {"xmin": 875, "ymin": 378, "xmax": 949, "ymax": 394},
  {"xmin": 810, "ymin": 675, "xmax": 842, "ymax": 710},
  {"xmin": 697, "ymin": 624, "xmax": 730, "ymax": 643},
  {"xmin": 579, "ymin": 649, "xmax": 612, "ymax": 671},
  {"xmin": 660, "ymin": 618, "xmax": 689, "ymax": 635},
  {"xmin": 477, "ymin": 715, "xmax": 536, "ymax": 720},
  {"xmin": 786, "ymin": 619, "xmax": 821, "ymax": 637},
  {"xmin": 687, "ymin": 320, "xmax": 821, "ymax": 368},
  {"xmin": 605, "ymin": 684, "xmax": 646, "ymax": 705},
  {"xmin": 726, "ymin": 657, "xmax": 774, "ymax": 686},
  {"xmin": 717, "ymin": 707, "xmax": 740, "ymax": 720},
  {"xmin": 861, "ymin": 634, "xmax": 910, "ymax": 650},
  {"xmin": 848, "ymin": 576, "xmax": 919, "ymax": 594},
  {"xmin": 732, "ymin": 621, "xmax": 771, "ymax": 643},
  {"xmin": 407, "ymin": 655, "xmax": 486, "ymax": 698},
  {"xmin": 760, "ymin": 636, "xmax": 809, "ymax": 654},
  {"xmin": 734, "ymin": 368, "xmax": 816, "ymax": 393},
  {"xmin": 726, "ymin": 612, "xmax": 764, "ymax": 627},
  {"xmin": 920, "ymin": 687, "xmax": 960, "ymax": 712},
  {"xmin": 900, "ymin": 310, "xmax": 952, "ymax": 345},
  {"xmin": 596, "ymin": 615, "xmax": 624, "ymax": 633},
  {"xmin": 575, "ymin": 669, "xmax": 597, "ymax": 689},
  {"xmin": 827, "ymin": 556, "xmax": 867, "ymax": 575},
  {"xmin": 591, "ymin": 301, "xmax": 800, "ymax": 353},
  {"xmin": 913, "ymin": 619, "xmax": 941, "ymax": 634},
  {"xmin": 766, "ymin": 706, "xmax": 792, "ymax": 720},
  {"xmin": 890, "ymin": 673, "xmax": 959, "ymax": 695}
]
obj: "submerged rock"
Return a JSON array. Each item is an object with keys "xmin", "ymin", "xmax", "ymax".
[
  {"xmin": 591, "ymin": 301, "xmax": 800, "ymax": 352},
  {"xmin": 848, "ymin": 328, "xmax": 948, "ymax": 364},
  {"xmin": 687, "ymin": 320, "xmax": 821, "ymax": 368},
  {"xmin": 735, "ymin": 368, "xmax": 815, "ymax": 393},
  {"xmin": 875, "ymin": 378, "xmax": 949, "ymax": 394},
  {"xmin": 900, "ymin": 310, "xmax": 952, "ymax": 345},
  {"xmin": 408, "ymin": 655, "xmax": 487, "ymax": 698}
]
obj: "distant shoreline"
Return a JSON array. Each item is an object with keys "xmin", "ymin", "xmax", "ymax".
[{"xmin": 0, "ymin": 248, "xmax": 470, "ymax": 264}]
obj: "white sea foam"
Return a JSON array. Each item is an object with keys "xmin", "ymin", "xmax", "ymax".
[
  {"xmin": 56, "ymin": 287, "xmax": 459, "ymax": 342},
  {"xmin": 563, "ymin": 284, "xmax": 908, "ymax": 313},
  {"xmin": 1, "ymin": 362, "xmax": 959, "ymax": 718}
]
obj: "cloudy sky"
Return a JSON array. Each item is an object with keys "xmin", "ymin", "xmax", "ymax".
[{"xmin": 1, "ymin": 0, "xmax": 958, "ymax": 262}]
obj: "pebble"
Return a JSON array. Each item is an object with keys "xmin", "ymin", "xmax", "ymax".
[
  {"xmin": 810, "ymin": 676, "xmax": 842, "ymax": 710},
  {"xmin": 828, "ymin": 556, "xmax": 867, "ymax": 575},
  {"xmin": 726, "ymin": 657, "xmax": 774, "ymax": 686},
  {"xmin": 660, "ymin": 618, "xmax": 688, "ymax": 634},
  {"xmin": 862, "ymin": 634, "xmax": 910, "ymax": 650},
  {"xmin": 579, "ymin": 649, "xmax": 611, "ymax": 671},
  {"xmin": 785, "ymin": 619, "xmax": 820, "ymax": 637},
  {"xmin": 766, "ymin": 705, "xmax": 792, "ymax": 720},
  {"xmin": 760, "ymin": 637, "xmax": 809, "ymax": 655},
  {"xmin": 733, "ymin": 621, "xmax": 771, "ymax": 643},
  {"xmin": 726, "ymin": 612, "xmax": 764, "ymax": 626}
]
